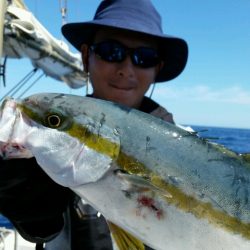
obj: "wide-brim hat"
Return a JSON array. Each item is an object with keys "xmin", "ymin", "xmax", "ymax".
[{"xmin": 62, "ymin": 0, "xmax": 188, "ymax": 82}]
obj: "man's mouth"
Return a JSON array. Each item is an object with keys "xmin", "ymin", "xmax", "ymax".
[{"xmin": 110, "ymin": 83, "xmax": 134, "ymax": 91}]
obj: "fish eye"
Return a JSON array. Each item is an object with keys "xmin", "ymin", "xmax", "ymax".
[
  {"xmin": 45, "ymin": 114, "xmax": 62, "ymax": 128},
  {"xmin": 44, "ymin": 110, "xmax": 72, "ymax": 130}
]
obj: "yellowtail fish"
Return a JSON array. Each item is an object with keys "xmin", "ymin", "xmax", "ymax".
[{"xmin": 0, "ymin": 93, "xmax": 250, "ymax": 250}]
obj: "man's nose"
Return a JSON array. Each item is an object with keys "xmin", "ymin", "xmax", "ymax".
[{"xmin": 116, "ymin": 55, "xmax": 135, "ymax": 77}]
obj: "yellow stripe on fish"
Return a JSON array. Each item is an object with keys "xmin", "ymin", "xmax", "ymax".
[{"xmin": 117, "ymin": 151, "xmax": 250, "ymax": 240}]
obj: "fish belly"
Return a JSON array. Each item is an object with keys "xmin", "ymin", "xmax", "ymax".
[{"xmin": 73, "ymin": 171, "xmax": 250, "ymax": 250}]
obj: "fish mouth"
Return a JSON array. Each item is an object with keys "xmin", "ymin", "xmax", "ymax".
[
  {"xmin": 0, "ymin": 99, "xmax": 19, "ymax": 158},
  {"xmin": 0, "ymin": 98, "xmax": 18, "ymax": 139},
  {"xmin": 0, "ymin": 97, "xmax": 16, "ymax": 112},
  {"xmin": 0, "ymin": 98, "xmax": 33, "ymax": 159}
]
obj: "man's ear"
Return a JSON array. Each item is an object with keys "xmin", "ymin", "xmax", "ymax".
[
  {"xmin": 155, "ymin": 60, "xmax": 164, "ymax": 78},
  {"xmin": 80, "ymin": 44, "xmax": 89, "ymax": 73}
]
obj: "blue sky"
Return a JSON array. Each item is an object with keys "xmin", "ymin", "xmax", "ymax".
[{"xmin": 1, "ymin": 0, "xmax": 250, "ymax": 128}]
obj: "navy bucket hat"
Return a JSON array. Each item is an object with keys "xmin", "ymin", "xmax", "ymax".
[{"xmin": 62, "ymin": 0, "xmax": 188, "ymax": 82}]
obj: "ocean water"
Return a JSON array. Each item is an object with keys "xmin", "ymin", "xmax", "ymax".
[
  {"xmin": 0, "ymin": 125, "xmax": 250, "ymax": 228},
  {"xmin": 0, "ymin": 214, "xmax": 13, "ymax": 229},
  {"xmin": 190, "ymin": 125, "xmax": 250, "ymax": 154}
]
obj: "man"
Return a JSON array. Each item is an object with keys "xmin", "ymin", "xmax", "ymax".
[{"xmin": 0, "ymin": 0, "xmax": 188, "ymax": 249}]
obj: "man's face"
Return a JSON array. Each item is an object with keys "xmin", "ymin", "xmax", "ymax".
[{"xmin": 83, "ymin": 28, "xmax": 162, "ymax": 109}]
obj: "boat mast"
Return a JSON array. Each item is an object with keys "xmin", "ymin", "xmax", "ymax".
[
  {"xmin": 0, "ymin": 0, "xmax": 7, "ymax": 61},
  {"xmin": 0, "ymin": 0, "xmax": 7, "ymax": 87}
]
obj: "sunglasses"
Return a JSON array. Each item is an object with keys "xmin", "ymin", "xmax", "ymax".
[{"xmin": 89, "ymin": 40, "xmax": 161, "ymax": 68}]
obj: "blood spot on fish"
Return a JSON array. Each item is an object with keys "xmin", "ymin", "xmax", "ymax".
[
  {"xmin": 137, "ymin": 195, "xmax": 164, "ymax": 220},
  {"xmin": 0, "ymin": 143, "xmax": 28, "ymax": 159}
]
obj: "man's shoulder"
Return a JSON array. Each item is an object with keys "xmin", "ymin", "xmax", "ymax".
[
  {"xmin": 139, "ymin": 96, "xmax": 159, "ymax": 113},
  {"xmin": 140, "ymin": 97, "xmax": 174, "ymax": 124}
]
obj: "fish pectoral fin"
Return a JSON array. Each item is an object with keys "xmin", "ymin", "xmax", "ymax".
[
  {"xmin": 107, "ymin": 221, "xmax": 145, "ymax": 250},
  {"xmin": 115, "ymin": 169, "xmax": 172, "ymax": 198}
]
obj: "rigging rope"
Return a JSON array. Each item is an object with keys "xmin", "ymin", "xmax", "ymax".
[
  {"xmin": 0, "ymin": 68, "xmax": 38, "ymax": 102},
  {"xmin": 17, "ymin": 72, "xmax": 45, "ymax": 99},
  {"xmin": 59, "ymin": 0, "xmax": 68, "ymax": 25}
]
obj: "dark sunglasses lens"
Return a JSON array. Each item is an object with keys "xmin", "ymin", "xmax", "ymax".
[
  {"xmin": 94, "ymin": 42, "xmax": 125, "ymax": 62},
  {"xmin": 92, "ymin": 42, "xmax": 160, "ymax": 68},
  {"xmin": 133, "ymin": 48, "xmax": 160, "ymax": 68}
]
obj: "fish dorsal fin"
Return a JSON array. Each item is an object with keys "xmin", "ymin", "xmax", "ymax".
[
  {"xmin": 107, "ymin": 221, "xmax": 145, "ymax": 250},
  {"xmin": 241, "ymin": 153, "xmax": 250, "ymax": 163}
]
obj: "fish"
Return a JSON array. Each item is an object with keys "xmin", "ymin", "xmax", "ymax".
[{"xmin": 0, "ymin": 93, "xmax": 250, "ymax": 250}]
